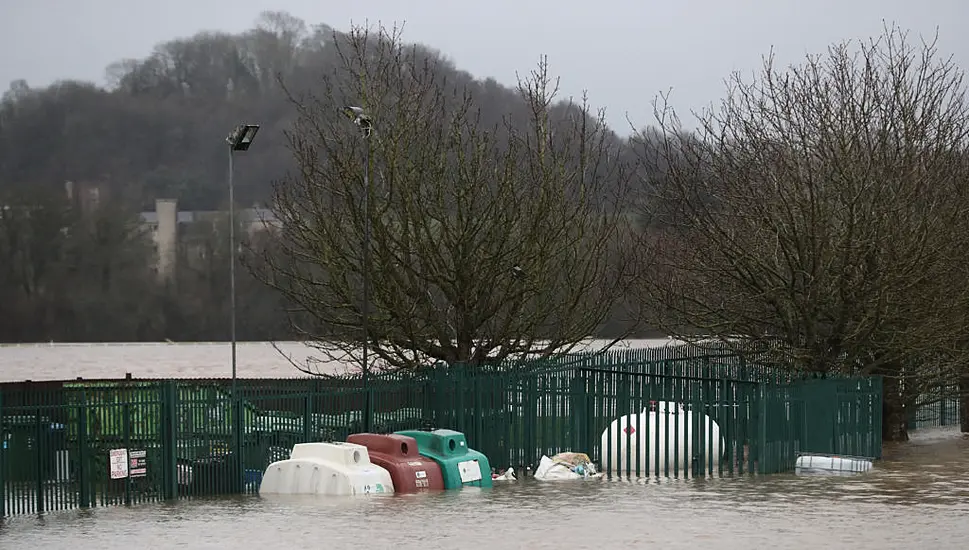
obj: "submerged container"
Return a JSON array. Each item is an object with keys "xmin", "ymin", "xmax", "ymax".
[
  {"xmin": 395, "ymin": 429, "xmax": 492, "ymax": 489},
  {"xmin": 599, "ymin": 401, "xmax": 724, "ymax": 475},
  {"xmin": 794, "ymin": 453, "xmax": 873, "ymax": 476},
  {"xmin": 347, "ymin": 433, "xmax": 445, "ymax": 493},
  {"xmin": 259, "ymin": 442, "xmax": 394, "ymax": 496}
]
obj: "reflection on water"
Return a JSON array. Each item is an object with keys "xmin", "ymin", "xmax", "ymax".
[{"xmin": 3, "ymin": 430, "xmax": 967, "ymax": 549}]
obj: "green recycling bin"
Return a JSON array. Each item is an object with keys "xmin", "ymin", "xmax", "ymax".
[{"xmin": 394, "ymin": 429, "xmax": 492, "ymax": 489}]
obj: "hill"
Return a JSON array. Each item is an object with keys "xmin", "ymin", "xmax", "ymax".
[{"xmin": 0, "ymin": 11, "xmax": 642, "ymax": 343}]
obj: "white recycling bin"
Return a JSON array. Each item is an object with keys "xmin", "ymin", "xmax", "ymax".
[{"xmin": 259, "ymin": 442, "xmax": 395, "ymax": 496}]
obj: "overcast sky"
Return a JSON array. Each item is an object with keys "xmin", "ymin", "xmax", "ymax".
[{"xmin": 2, "ymin": 0, "xmax": 967, "ymax": 133}]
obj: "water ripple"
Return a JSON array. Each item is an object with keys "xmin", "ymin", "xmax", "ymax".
[
  {"xmin": 2, "ymin": 345, "xmax": 967, "ymax": 548},
  {"xmin": 3, "ymin": 438, "xmax": 968, "ymax": 550}
]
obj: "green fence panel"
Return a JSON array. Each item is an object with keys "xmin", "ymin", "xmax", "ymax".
[
  {"xmin": 0, "ymin": 347, "xmax": 884, "ymax": 517},
  {"xmin": 910, "ymin": 383, "xmax": 961, "ymax": 431},
  {"xmin": 0, "ymin": 388, "xmax": 4, "ymax": 519}
]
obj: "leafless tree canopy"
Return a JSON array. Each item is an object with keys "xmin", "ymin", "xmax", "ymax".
[
  {"xmin": 255, "ymin": 25, "xmax": 636, "ymax": 373},
  {"xmin": 636, "ymin": 26, "xmax": 969, "ymax": 389}
]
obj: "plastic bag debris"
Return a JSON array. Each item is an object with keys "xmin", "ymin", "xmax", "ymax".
[
  {"xmin": 492, "ymin": 467, "xmax": 517, "ymax": 481},
  {"xmin": 533, "ymin": 452, "xmax": 601, "ymax": 481}
]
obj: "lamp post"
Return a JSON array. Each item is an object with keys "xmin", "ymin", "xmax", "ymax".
[
  {"xmin": 343, "ymin": 106, "xmax": 373, "ymax": 432},
  {"xmin": 224, "ymin": 123, "xmax": 260, "ymax": 395},
  {"xmin": 225, "ymin": 123, "xmax": 258, "ymax": 494}
]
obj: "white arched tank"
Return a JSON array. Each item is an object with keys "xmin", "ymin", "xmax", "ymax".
[
  {"xmin": 599, "ymin": 401, "xmax": 725, "ymax": 475},
  {"xmin": 259, "ymin": 442, "xmax": 395, "ymax": 496}
]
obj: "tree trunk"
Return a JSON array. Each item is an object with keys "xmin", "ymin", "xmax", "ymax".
[{"xmin": 881, "ymin": 374, "xmax": 909, "ymax": 442}]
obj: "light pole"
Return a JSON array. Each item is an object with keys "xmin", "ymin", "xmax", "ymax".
[
  {"xmin": 344, "ymin": 106, "xmax": 373, "ymax": 432},
  {"xmin": 225, "ymin": 123, "xmax": 260, "ymax": 394},
  {"xmin": 225, "ymin": 123, "xmax": 258, "ymax": 493}
]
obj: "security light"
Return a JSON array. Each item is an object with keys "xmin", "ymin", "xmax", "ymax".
[{"xmin": 226, "ymin": 124, "xmax": 260, "ymax": 151}]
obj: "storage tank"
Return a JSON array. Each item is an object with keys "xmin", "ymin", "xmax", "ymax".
[
  {"xmin": 258, "ymin": 442, "xmax": 395, "ymax": 496},
  {"xmin": 599, "ymin": 401, "xmax": 724, "ymax": 476},
  {"xmin": 346, "ymin": 433, "xmax": 445, "ymax": 492}
]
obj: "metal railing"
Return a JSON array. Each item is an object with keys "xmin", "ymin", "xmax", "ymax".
[
  {"xmin": 910, "ymin": 387, "xmax": 962, "ymax": 430},
  {"xmin": 0, "ymin": 348, "xmax": 882, "ymax": 517}
]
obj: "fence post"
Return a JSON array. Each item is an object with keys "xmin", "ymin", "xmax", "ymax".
[
  {"xmin": 940, "ymin": 392, "xmax": 948, "ymax": 427},
  {"xmin": 524, "ymin": 370, "xmax": 537, "ymax": 467},
  {"xmin": 123, "ymin": 402, "xmax": 132, "ymax": 507},
  {"xmin": 160, "ymin": 381, "xmax": 178, "ymax": 501},
  {"xmin": 873, "ymin": 376, "xmax": 884, "ymax": 459},
  {"xmin": 303, "ymin": 394, "xmax": 312, "ymax": 443},
  {"xmin": 233, "ymin": 394, "xmax": 244, "ymax": 494},
  {"xmin": 77, "ymin": 389, "xmax": 90, "ymax": 508},
  {"xmin": 362, "ymin": 371, "xmax": 374, "ymax": 435},
  {"xmin": 455, "ymin": 364, "xmax": 466, "ymax": 434},
  {"xmin": 586, "ymin": 370, "xmax": 597, "ymax": 472},
  {"xmin": 961, "ymin": 373, "xmax": 969, "ymax": 434},
  {"xmin": 617, "ymin": 371, "xmax": 631, "ymax": 478},
  {"xmin": 421, "ymin": 373, "xmax": 434, "ymax": 429},
  {"xmin": 0, "ymin": 388, "xmax": 5, "ymax": 519},
  {"xmin": 757, "ymin": 383, "xmax": 768, "ymax": 474},
  {"xmin": 569, "ymin": 369, "xmax": 587, "ymax": 452},
  {"xmin": 34, "ymin": 411, "xmax": 43, "ymax": 514},
  {"xmin": 470, "ymin": 372, "xmax": 481, "ymax": 449}
]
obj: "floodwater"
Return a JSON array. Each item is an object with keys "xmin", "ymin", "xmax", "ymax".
[
  {"xmin": 1, "ymin": 428, "xmax": 967, "ymax": 549},
  {"xmin": 1, "ymin": 342, "xmax": 968, "ymax": 548},
  {"xmin": 0, "ymin": 341, "xmax": 343, "ymax": 381},
  {"xmin": 0, "ymin": 339, "xmax": 675, "ymax": 382}
]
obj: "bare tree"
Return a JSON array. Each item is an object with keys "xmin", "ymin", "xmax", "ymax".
[
  {"xmin": 254, "ymin": 25, "xmax": 637, "ymax": 374},
  {"xmin": 241, "ymin": 11, "xmax": 309, "ymax": 93},
  {"xmin": 634, "ymin": 25, "xmax": 969, "ymax": 440}
]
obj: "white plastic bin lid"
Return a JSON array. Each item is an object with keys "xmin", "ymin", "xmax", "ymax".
[{"xmin": 290, "ymin": 442, "xmax": 372, "ymax": 467}]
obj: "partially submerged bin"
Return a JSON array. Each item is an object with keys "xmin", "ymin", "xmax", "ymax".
[
  {"xmin": 395, "ymin": 429, "xmax": 492, "ymax": 489},
  {"xmin": 181, "ymin": 451, "xmax": 242, "ymax": 495},
  {"xmin": 347, "ymin": 433, "xmax": 445, "ymax": 493},
  {"xmin": 795, "ymin": 453, "xmax": 873, "ymax": 476},
  {"xmin": 259, "ymin": 441, "xmax": 394, "ymax": 496}
]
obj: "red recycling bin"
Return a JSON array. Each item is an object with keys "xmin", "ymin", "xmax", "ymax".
[{"xmin": 346, "ymin": 433, "xmax": 445, "ymax": 493}]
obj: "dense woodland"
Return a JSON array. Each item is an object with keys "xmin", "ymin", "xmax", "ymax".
[
  {"xmin": 1, "ymin": 13, "xmax": 968, "ymax": 438},
  {"xmin": 0, "ymin": 12, "xmax": 643, "ymax": 343}
]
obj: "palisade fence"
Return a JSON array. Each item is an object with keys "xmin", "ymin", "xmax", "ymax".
[
  {"xmin": 0, "ymin": 345, "xmax": 882, "ymax": 517},
  {"xmin": 909, "ymin": 386, "xmax": 962, "ymax": 430}
]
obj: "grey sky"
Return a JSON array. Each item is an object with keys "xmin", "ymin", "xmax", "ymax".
[{"xmin": 2, "ymin": 0, "xmax": 967, "ymax": 132}]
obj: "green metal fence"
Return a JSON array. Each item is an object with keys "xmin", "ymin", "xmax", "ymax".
[
  {"xmin": 0, "ymin": 348, "xmax": 882, "ymax": 517},
  {"xmin": 910, "ymin": 386, "xmax": 961, "ymax": 430}
]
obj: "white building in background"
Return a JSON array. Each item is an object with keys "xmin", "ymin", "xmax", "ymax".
[{"xmin": 139, "ymin": 198, "xmax": 281, "ymax": 280}]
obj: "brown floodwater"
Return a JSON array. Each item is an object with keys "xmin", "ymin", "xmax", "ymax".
[
  {"xmin": 1, "ymin": 428, "xmax": 966, "ymax": 550},
  {"xmin": 0, "ymin": 340, "xmax": 672, "ymax": 381},
  {"xmin": 1, "ymin": 343, "xmax": 967, "ymax": 549}
]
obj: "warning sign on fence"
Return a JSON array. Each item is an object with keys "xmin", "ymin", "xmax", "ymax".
[
  {"xmin": 109, "ymin": 448, "xmax": 129, "ymax": 479},
  {"xmin": 129, "ymin": 449, "xmax": 147, "ymax": 478}
]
